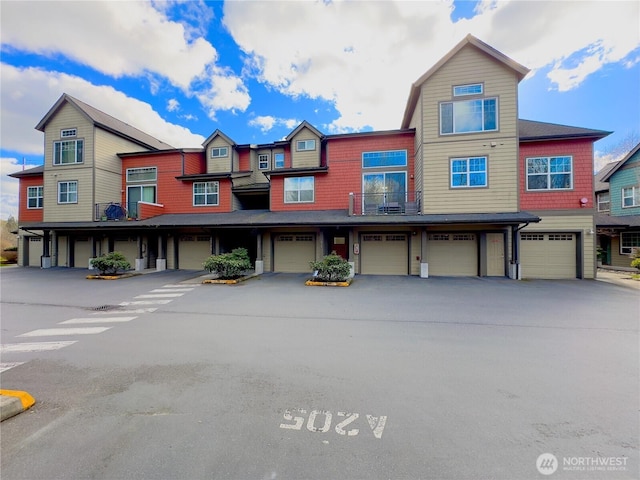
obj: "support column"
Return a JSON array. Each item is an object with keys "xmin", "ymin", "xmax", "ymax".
[
  {"xmin": 156, "ymin": 235, "xmax": 166, "ymax": 271},
  {"xmin": 348, "ymin": 229, "xmax": 355, "ymax": 277},
  {"xmin": 41, "ymin": 230, "xmax": 51, "ymax": 268},
  {"xmin": 89, "ymin": 236, "xmax": 97, "ymax": 269},
  {"xmin": 135, "ymin": 235, "xmax": 144, "ymax": 271},
  {"xmin": 254, "ymin": 232, "xmax": 264, "ymax": 274},
  {"xmin": 420, "ymin": 229, "xmax": 428, "ymax": 278}
]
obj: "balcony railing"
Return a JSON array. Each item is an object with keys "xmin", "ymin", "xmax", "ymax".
[
  {"xmin": 95, "ymin": 202, "xmax": 136, "ymax": 221},
  {"xmin": 350, "ymin": 191, "xmax": 422, "ymax": 216}
]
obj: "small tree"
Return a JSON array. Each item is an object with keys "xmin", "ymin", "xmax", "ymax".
[
  {"xmin": 310, "ymin": 252, "xmax": 351, "ymax": 282},
  {"xmin": 203, "ymin": 247, "xmax": 252, "ymax": 279},
  {"xmin": 90, "ymin": 252, "xmax": 131, "ymax": 275}
]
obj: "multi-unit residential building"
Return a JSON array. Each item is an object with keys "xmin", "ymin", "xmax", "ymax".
[
  {"xmin": 595, "ymin": 142, "xmax": 640, "ymax": 267},
  {"xmin": 10, "ymin": 35, "xmax": 610, "ymax": 279}
]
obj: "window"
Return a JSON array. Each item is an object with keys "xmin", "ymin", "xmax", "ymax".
[
  {"xmin": 27, "ymin": 186, "xmax": 43, "ymax": 209},
  {"xmin": 58, "ymin": 181, "xmax": 77, "ymax": 204},
  {"xmin": 258, "ymin": 154, "xmax": 269, "ymax": 170},
  {"xmin": 362, "ymin": 150, "xmax": 407, "ymax": 168},
  {"xmin": 284, "ymin": 176, "xmax": 314, "ymax": 203},
  {"xmin": 296, "ymin": 139, "xmax": 316, "ymax": 151},
  {"xmin": 622, "ymin": 186, "xmax": 639, "ymax": 208},
  {"xmin": 127, "ymin": 185, "xmax": 156, "ymax": 217},
  {"xmin": 451, "ymin": 157, "xmax": 487, "ymax": 188},
  {"xmin": 620, "ymin": 232, "xmax": 640, "ymax": 255},
  {"xmin": 60, "ymin": 128, "xmax": 77, "ymax": 137},
  {"xmin": 526, "ymin": 156, "xmax": 572, "ymax": 190},
  {"xmin": 274, "ymin": 153, "xmax": 285, "ymax": 168},
  {"xmin": 193, "ymin": 181, "xmax": 219, "ymax": 206},
  {"xmin": 453, "ymin": 83, "xmax": 483, "ymax": 96},
  {"xmin": 440, "ymin": 98, "xmax": 497, "ymax": 134},
  {"xmin": 363, "ymin": 171, "xmax": 406, "ymax": 207},
  {"xmin": 210, "ymin": 147, "xmax": 228, "ymax": 158},
  {"xmin": 521, "ymin": 234, "xmax": 544, "ymax": 241},
  {"xmin": 597, "ymin": 192, "xmax": 610, "ymax": 212},
  {"xmin": 126, "ymin": 167, "xmax": 157, "ymax": 182},
  {"xmin": 53, "ymin": 139, "xmax": 83, "ymax": 164}
]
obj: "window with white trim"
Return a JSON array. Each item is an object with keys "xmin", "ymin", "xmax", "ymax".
[
  {"xmin": 526, "ymin": 156, "xmax": 573, "ymax": 190},
  {"xmin": 362, "ymin": 150, "xmax": 407, "ymax": 168},
  {"xmin": 27, "ymin": 186, "xmax": 43, "ymax": 209},
  {"xmin": 258, "ymin": 154, "xmax": 269, "ymax": 170},
  {"xmin": 296, "ymin": 139, "xmax": 316, "ymax": 151},
  {"xmin": 440, "ymin": 98, "xmax": 497, "ymax": 134},
  {"xmin": 210, "ymin": 147, "xmax": 228, "ymax": 158},
  {"xmin": 53, "ymin": 139, "xmax": 83, "ymax": 165},
  {"xmin": 274, "ymin": 153, "xmax": 285, "ymax": 168},
  {"xmin": 126, "ymin": 167, "xmax": 157, "ymax": 182},
  {"xmin": 60, "ymin": 128, "xmax": 77, "ymax": 137},
  {"xmin": 622, "ymin": 186, "xmax": 639, "ymax": 208},
  {"xmin": 284, "ymin": 176, "xmax": 314, "ymax": 203},
  {"xmin": 597, "ymin": 192, "xmax": 610, "ymax": 212},
  {"xmin": 453, "ymin": 83, "xmax": 483, "ymax": 96},
  {"xmin": 193, "ymin": 181, "xmax": 219, "ymax": 206},
  {"xmin": 620, "ymin": 232, "xmax": 640, "ymax": 255},
  {"xmin": 451, "ymin": 157, "xmax": 487, "ymax": 188},
  {"xmin": 58, "ymin": 181, "xmax": 77, "ymax": 204}
]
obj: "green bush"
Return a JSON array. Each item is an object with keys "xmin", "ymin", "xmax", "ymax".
[
  {"xmin": 203, "ymin": 247, "xmax": 252, "ymax": 279},
  {"xmin": 310, "ymin": 252, "xmax": 351, "ymax": 282},
  {"xmin": 90, "ymin": 252, "xmax": 131, "ymax": 275},
  {"xmin": 631, "ymin": 250, "xmax": 640, "ymax": 271}
]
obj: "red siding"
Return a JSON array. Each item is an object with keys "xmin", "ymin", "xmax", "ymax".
[
  {"xmin": 18, "ymin": 175, "xmax": 44, "ymax": 222},
  {"xmin": 270, "ymin": 133, "xmax": 415, "ymax": 211},
  {"xmin": 519, "ymin": 139, "xmax": 595, "ymax": 210}
]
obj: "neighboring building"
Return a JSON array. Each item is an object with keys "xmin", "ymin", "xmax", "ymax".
[
  {"xmin": 595, "ymin": 143, "xmax": 640, "ymax": 267},
  {"xmin": 10, "ymin": 35, "xmax": 610, "ymax": 279}
]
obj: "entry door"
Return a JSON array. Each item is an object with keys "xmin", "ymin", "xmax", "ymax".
[
  {"xmin": 127, "ymin": 185, "xmax": 156, "ymax": 218},
  {"xmin": 487, "ymin": 233, "xmax": 505, "ymax": 276}
]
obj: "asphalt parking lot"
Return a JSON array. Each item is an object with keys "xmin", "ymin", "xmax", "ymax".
[{"xmin": 1, "ymin": 267, "xmax": 638, "ymax": 479}]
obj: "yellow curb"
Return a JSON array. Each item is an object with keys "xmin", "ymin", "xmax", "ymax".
[
  {"xmin": 0, "ymin": 389, "xmax": 35, "ymax": 409},
  {"xmin": 202, "ymin": 274, "xmax": 258, "ymax": 285},
  {"xmin": 86, "ymin": 273, "xmax": 139, "ymax": 280},
  {"xmin": 305, "ymin": 279, "xmax": 352, "ymax": 287}
]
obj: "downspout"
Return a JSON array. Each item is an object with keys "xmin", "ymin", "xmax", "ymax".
[
  {"xmin": 511, "ymin": 222, "xmax": 530, "ymax": 279},
  {"xmin": 180, "ymin": 150, "xmax": 185, "ymax": 176}
]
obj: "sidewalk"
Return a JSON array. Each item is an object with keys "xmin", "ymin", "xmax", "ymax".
[{"xmin": 596, "ymin": 268, "xmax": 640, "ymax": 291}]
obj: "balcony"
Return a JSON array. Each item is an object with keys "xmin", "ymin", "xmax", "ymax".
[
  {"xmin": 350, "ymin": 191, "xmax": 422, "ymax": 216},
  {"xmin": 95, "ymin": 202, "xmax": 135, "ymax": 221}
]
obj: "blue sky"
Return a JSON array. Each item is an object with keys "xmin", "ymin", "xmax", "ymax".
[{"xmin": 1, "ymin": 0, "xmax": 639, "ymax": 220}]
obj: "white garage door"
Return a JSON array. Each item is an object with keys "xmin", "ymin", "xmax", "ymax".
[
  {"xmin": 28, "ymin": 236, "xmax": 43, "ymax": 267},
  {"xmin": 114, "ymin": 238, "xmax": 138, "ymax": 267},
  {"xmin": 274, "ymin": 234, "xmax": 316, "ymax": 273},
  {"xmin": 179, "ymin": 235, "xmax": 211, "ymax": 270},
  {"xmin": 427, "ymin": 233, "xmax": 478, "ymax": 276},
  {"xmin": 360, "ymin": 233, "xmax": 408, "ymax": 275},
  {"xmin": 520, "ymin": 233, "xmax": 576, "ymax": 279}
]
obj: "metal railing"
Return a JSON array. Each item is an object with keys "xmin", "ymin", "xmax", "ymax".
[
  {"xmin": 95, "ymin": 202, "xmax": 135, "ymax": 221},
  {"xmin": 350, "ymin": 191, "xmax": 422, "ymax": 216}
]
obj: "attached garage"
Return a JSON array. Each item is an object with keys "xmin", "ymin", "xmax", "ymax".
[
  {"xmin": 520, "ymin": 233, "xmax": 576, "ymax": 279},
  {"xmin": 360, "ymin": 233, "xmax": 408, "ymax": 275},
  {"xmin": 427, "ymin": 233, "xmax": 478, "ymax": 276},
  {"xmin": 178, "ymin": 235, "xmax": 211, "ymax": 270},
  {"xmin": 274, "ymin": 233, "xmax": 316, "ymax": 273},
  {"xmin": 74, "ymin": 237, "xmax": 92, "ymax": 268}
]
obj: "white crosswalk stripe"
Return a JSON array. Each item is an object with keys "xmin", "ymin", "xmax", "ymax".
[
  {"xmin": 18, "ymin": 327, "xmax": 112, "ymax": 337},
  {"xmin": 0, "ymin": 362, "xmax": 25, "ymax": 372},
  {"xmin": 120, "ymin": 300, "xmax": 172, "ymax": 305},
  {"xmin": 59, "ymin": 317, "xmax": 137, "ymax": 324},
  {"xmin": 1, "ymin": 341, "xmax": 78, "ymax": 353},
  {"xmin": 92, "ymin": 308, "xmax": 157, "ymax": 314},
  {"xmin": 149, "ymin": 288, "xmax": 193, "ymax": 293},
  {"xmin": 162, "ymin": 284, "xmax": 201, "ymax": 288},
  {"xmin": 135, "ymin": 293, "xmax": 184, "ymax": 298}
]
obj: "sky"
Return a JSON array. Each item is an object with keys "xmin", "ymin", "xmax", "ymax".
[{"xmin": 1, "ymin": 0, "xmax": 639, "ymax": 220}]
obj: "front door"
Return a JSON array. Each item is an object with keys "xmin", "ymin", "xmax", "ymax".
[
  {"xmin": 487, "ymin": 233, "xmax": 505, "ymax": 276},
  {"xmin": 331, "ymin": 236, "xmax": 348, "ymax": 259}
]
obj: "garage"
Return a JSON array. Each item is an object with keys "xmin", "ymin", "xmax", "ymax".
[
  {"xmin": 74, "ymin": 237, "xmax": 92, "ymax": 268},
  {"xmin": 28, "ymin": 236, "xmax": 43, "ymax": 267},
  {"xmin": 520, "ymin": 233, "xmax": 576, "ymax": 279},
  {"xmin": 113, "ymin": 237, "xmax": 138, "ymax": 266},
  {"xmin": 427, "ymin": 233, "xmax": 478, "ymax": 276},
  {"xmin": 360, "ymin": 233, "xmax": 408, "ymax": 275},
  {"xmin": 178, "ymin": 235, "xmax": 211, "ymax": 270},
  {"xmin": 274, "ymin": 233, "xmax": 316, "ymax": 272}
]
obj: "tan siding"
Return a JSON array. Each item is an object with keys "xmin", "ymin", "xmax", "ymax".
[
  {"xmin": 609, "ymin": 237, "xmax": 634, "ymax": 268},
  {"xmin": 291, "ymin": 128, "xmax": 320, "ymax": 168},
  {"xmin": 74, "ymin": 238, "xmax": 92, "ymax": 268},
  {"xmin": 56, "ymin": 235, "xmax": 69, "ymax": 267},
  {"xmin": 262, "ymin": 232, "xmax": 272, "ymax": 272},
  {"xmin": 206, "ymin": 137, "xmax": 232, "ymax": 172}
]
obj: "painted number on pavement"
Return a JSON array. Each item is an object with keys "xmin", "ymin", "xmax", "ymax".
[{"xmin": 280, "ymin": 408, "xmax": 387, "ymax": 439}]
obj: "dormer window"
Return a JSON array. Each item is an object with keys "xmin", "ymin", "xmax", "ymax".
[
  {"xmin": 210, "ymin": 147, "xmax": 228, "ymax": 158},
  {"xmin": 61, "ymin": 128, "xmax": 77, "ymax": 137},
  {"xmin": 296, "ymin": 140, "xmax": 316, "ymax": 151}
]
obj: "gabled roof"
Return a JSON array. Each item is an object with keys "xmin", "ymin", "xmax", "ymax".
[
  {"xmin": 8, "ymin": 165, "xmax": 44, "ymax": 178},
  {"xmin": 35, "ymin": 94, "xmax": 173, "ymax": 150},
  {"xmin": 519, "ymin": 119, "xmax": 611, "ymax": 142},
  {"xmin": 594, "ymin": 160, "xmax": 622, "ymax": 192},
  {"xmin": 202, "ymin": 129, "xmax": 236, "ymax": 148},
  {"xmin": 600, "ymin": 142, "xmax": 640, "ymax": 182},
  {"xmin": 401, "ymin": 34, "xmax": 530, "ymax": 128},
  {"xmin": 286, "ymin": 120, "xmax": 324, "ymax": 141}
]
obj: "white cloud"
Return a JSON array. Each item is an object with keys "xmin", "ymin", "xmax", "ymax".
[
  {"xmin": 167, "ymin": 99, "xmax": 180, "ymax": 112},
  {"xmin": 0, "ymin": 157, "xmax": 41, "ymax": 221},
  {"xmin": 0, "ymin": 63, "xmax": 206, "ymax": 153},
  {"xmin": 224, "ymin": 0, "xmax": 640, "ymax": 131},
  {"xmin": 248, "ymin": 115, "xmax": 300, "ymax": 134}
]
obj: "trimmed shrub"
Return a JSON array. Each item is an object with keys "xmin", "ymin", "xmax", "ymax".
[
  {"xmin": 310, "ymin": 252, "xmax": 351, "ymax": 282},
  {"xmin": 90, "ymin": 252, "xmax": 131, "ymax": 275},
  {"xmin": 631, "ymin": 250, "xmax": 640, "ymax": 271},
  {"xmin": 203, "ymin": 247, "xmax": 252, "ymax": 279}
]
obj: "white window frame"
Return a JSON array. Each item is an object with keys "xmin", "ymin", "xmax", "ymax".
[
  {"xmin": 193, "ymin": 181, "xmax": 219, "ymax": 206},
  {"xmin": 440, "ymin": 97, "xmax": 498, "ymax": 135},
  {"xmin": 274, "ymin": 153, "xmax": 285, "ymax": 168},
  {"xmin": 622, "ymin": 186, "xmax": 639, "ymax": 208},
  {"xmin": 60, "ymin": 128, "xmax": 77, "ymax": 138},
  {"xmin": 57, "ymin": 181, "xmax": 77, "ymax": 204},
  {"xmin": 126, "ymin": 167, "xmax": 157, "ymax": 182},
  {"xmin": 450, "ymin": 156, "xmax": 487, "ymax": 188},
  {"xmin": 526, "ymin": 156, "xmax": 573, "ymax": 191},
  {"xmin": 362, "ymin": 150, "xmax": 407, "ymax": 168},
  {"xmin": 284, "ymin": 176, "xmax": 314, "ymax": 203},
  {"xmin": 258, "ymin": 154, "xmax": 270, "ymax": 170},
  {"xmin": 53, "ymin": 139, "xmax": 83, "ymax": 165},
  {"xmin": 453, "ymin": 83, "xmax": 483, "ymax": 96},
  {"xmin": 597, "ymin": 192, "xmax": 610, "ymax": 212},
  {"xmin": 620, "ymin": 232, "xmax": 640, "ymax": 255},
  {"xmin": 27, "ymin": 185, "xmax": 43, "ymax": 209},
  {"xmin": 296, "ymin": 139, "xmax": 316, "ymax": 151},
  {"xmin": 210, "ymin": 147, "xmax": 229, "ymax": 158}
]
